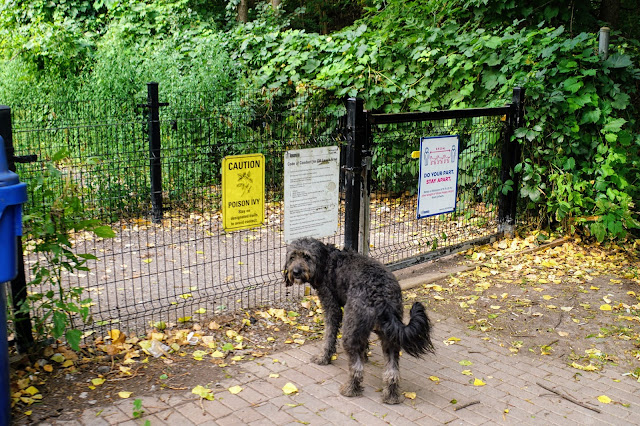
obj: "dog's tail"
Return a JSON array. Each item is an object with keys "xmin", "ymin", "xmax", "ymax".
[{"xmin": 381, "ymin": 302, "xmax": 434, "ymax": 358}]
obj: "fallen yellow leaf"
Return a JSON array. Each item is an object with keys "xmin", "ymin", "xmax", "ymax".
[
  {"xmin": 193, "ymin": 350, "xmax": 208, "ymax": 361},
  {"xmin": 228, "ymin": 385, "xmax": 243, "ymax": 395},
  {"xmin": 570, "ymin": 362, "xmax": 599, "ymax": 371},
  {"xmin": 50, "ymin": 353, "xmax": 65, "ymax": 363},
  {"xmin": 404, "ymin": 392, "xmax": 416, "ymax": 400},
  {"xmin": 473, "ymin": 378, "xmax": 486, "ymax": 386},
  {"xmin": 597, "ymin": 395, "xmax": 612, "ymax": 404},
  {"xmin": 282, "ymin": 382, "xmax": 298, "ymax": 395},
  {"xmin": 191, "ymin": 385, "xmax": 214, "ymax": 401},
  {"xmin": 600, "ymin": 304, "xmax": 612, "ymax": 311},
  {"xmin": 118, "ymin": 391, "xmax": 133, "ymax": 399},
  {"xmin": 429, "ymin": 376, "xmax": 440, "ymax": 384},
  {"xmin": 91, "ymin": 378, "xmax": 105, "ymax": 386},
  {"xmin": 24, "ymin": 386, "xmax": 39, "ymax": 396}
]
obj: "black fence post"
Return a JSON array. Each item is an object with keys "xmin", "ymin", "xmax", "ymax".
[
  {"xmin": 0, "ymin": 106, "xmax": 34, "ymax": 353},
  {"xmin": 498, "ymin": 87, "xmax": 525, "ymax": 234},
  {"xmin": 344, "ymin": 98, "xmax": 365, "ymax": 251},
  {"xmin": 145, "ymin": 83, "xmax": 168, "ymax": 224}
]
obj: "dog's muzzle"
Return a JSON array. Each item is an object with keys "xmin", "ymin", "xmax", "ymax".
[{"xmin": 285, "ymin": 265, "xmax": 307, "ymax": 286}]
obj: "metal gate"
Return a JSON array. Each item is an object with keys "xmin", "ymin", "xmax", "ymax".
[{"xmin": 342, "ymin": 88, "xmax": 525, "ymax": 270}]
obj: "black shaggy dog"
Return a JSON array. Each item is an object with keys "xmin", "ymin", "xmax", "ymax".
[{"xmin": 284, "ymin": 237, "xmax": 434, "ymax": 404}]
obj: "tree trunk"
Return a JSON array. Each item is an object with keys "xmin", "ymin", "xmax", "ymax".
[{"xmin": 238, "ymin": 0, "xmax": 249, "ymax": 23}]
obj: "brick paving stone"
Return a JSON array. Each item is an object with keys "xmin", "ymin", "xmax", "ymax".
[
  {"xmin": 148, "ymin": 409, "xmax": 195, "ymax": 425},
  {"xmin": 240, "ymin": 360, "xmax": 272, "ymax": 378},
  {"xmin": 282, "ymin": 402, "xmax": 327, "ymax": 424},
  {"xmin": 350, "ymin": 408, "xmax": 393, "ymax": 425},
  {"xmin": 300, "ymin": 363, "xmax": 343, "ymax": 382},
  {"xmin": 417, "ymin": 390, "xmax": 455, "ymax": 410},
  {"xmin": 112, "ymin": 420, "xmax": 140, "ymax": 426},
  {"xmin": 235, "ymin": 385, "xmax": 270, "ymax": 405},
  {"xmin": 181, "ymin": 400, "xmax": 230, "ymax": 422},
  {"xmin": 302, "ymin": 381, "xmax": 341, "ymax": 399},
  {"xmin": 450, "ymin": 408, "xmax": 494, "ymax": 426},
  {"xmin": 557, "ymin": 409, "xmax": 605, "ymax": 425},
  {"xmin": 292, "ymin": 389, "xmax": 331, "ymax": 412},
  {"xmin": 263, "ymin": 357, "xmax": 290, "ymax": 373},
  {"xmin": 93, "ymin": 405, "xmax": 131, "ymax": 424},
  {"xmin": 274, "ymin": 351, "xmax": 306, "ymax": 369},
  {"xmin": 233, "ymin": 406, "xmax": 265, "ymax": 423},
  {"xmin": 245, "ymin": 379, "xmax": 284, "ymax": 399},
  {"xmin": 216, "ymin": 392, "xmax": 252, "ymax": 412},
  {"xmin": 215, "ymin": 413, "xmax": 246, "ymax": 426},
  {"xmin": 250, "ymin": 419, "xmax": 277, "ymax": 426},
  {"xmin": 279, "ymin": 367, "xmax": 322, "ymax": 388},
  {"xmin": 254, "ymin": 402, "xmax": 297, "ymax": 424}
]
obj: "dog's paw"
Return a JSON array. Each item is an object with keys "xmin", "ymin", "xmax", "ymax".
[
  {"xmin": 382, "ymin": 391, "xmax": 403, "ymax": 405},
  {"xmin": 311, "ymin": 355, "xmax": 331, "ymax": 365},
  {"xmin": 339, "ymin": 383, "xmax": 363, "ymax": 397}
]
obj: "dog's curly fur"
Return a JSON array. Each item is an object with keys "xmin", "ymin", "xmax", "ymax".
[{"xmin": 284, "ymin": 237, "xmax": 434, "ymax": 404}]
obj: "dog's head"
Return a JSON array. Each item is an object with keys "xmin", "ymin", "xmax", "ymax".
[{"xmin": 283, "ymin": 238, "xmax": 330, "ymax": 287}]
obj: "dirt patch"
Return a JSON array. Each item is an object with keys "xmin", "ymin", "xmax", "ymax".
[
  {"xmin": 9, "ymin": 298, "xmax": 326, "ymax": 424},
  {"xmin": 414, "ymin": 237, "xmax": 640, "ymax": 379}
]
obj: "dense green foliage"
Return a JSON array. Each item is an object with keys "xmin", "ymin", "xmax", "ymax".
[{"xmin": 1, "ymin": 0, "xmax": 639, "ymax": 240}]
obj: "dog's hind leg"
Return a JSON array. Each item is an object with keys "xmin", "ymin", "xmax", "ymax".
[
  {"xmin": 339, "ymin": 306, "xmax": 371, "ymax": 398},
  {"xmin": 339, "ymin": 350, "xmax": 365, "ymax": 397},
  {"xmin": 380, "ymin": 338, "xmax": 403, "ymax": 404},
  {"xmin": 312, "ymin": 304, "xmax": 342, "ymax": 365}
]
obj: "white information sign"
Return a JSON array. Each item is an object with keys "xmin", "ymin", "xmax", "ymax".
[
  {"xmin": 284, "ymin": 146, "xmax": 340, "ymax": 243},
  {"xmin": 417, "ymin": 135, "xmax": 460, "ymax": 219}
]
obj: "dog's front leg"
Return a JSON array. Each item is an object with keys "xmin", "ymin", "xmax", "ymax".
[{"xmin": 312, "ymin": 305, "xmax": 342, "ymax": 365}]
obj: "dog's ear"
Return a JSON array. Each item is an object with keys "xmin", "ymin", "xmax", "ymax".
[{"xmin": 283, "ymin": 268, "xmax": 291, "ymax": 286}]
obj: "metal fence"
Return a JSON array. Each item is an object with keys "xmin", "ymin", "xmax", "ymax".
[{"xmin": 3, "ymin": 85, "xmax": 523, "ymax": 340}]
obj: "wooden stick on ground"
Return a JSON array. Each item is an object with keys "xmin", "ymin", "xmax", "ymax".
[
  {"xmin": 454, "ymin": 400, "xmax": 481, "ymax": 411},
  {"xmin": 536, "ymin": 382, "xmax": 601, "ymax": 414}
]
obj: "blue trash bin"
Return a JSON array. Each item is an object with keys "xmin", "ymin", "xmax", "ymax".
[{"xmin": 0, "ymin": 133, "xmax": 28, "ymax": 426}]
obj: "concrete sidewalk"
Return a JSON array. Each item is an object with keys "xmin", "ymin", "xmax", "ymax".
[{"xmin": 48, "ymin": 309, "xmax": 638, "ymax": 426}]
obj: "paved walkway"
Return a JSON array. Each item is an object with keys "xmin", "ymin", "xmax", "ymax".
[{"xmin": 41, "ymin": 309, "xmax": 638, "ymax": 425}]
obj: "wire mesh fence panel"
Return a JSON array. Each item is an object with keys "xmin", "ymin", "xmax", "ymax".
[
  {"xmin": 11, "ymin": 90, "xmax": 347, "ymax": 334},
  {"xmin": 9, "ymin": 87, "xmax": 512, "ymax": 336},
  {"xmin": 367, "ymin": 114, "xmax": 507, "ymax": 268}
]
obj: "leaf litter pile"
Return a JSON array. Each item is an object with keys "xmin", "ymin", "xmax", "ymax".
[
  {"xmin": 417, "ymin": 235, "xmax": 640, "ymax": 380},
  {"xmin": 9, "ymin": 235, "xmax": 640, "ymax": 423},
  {"xmin": 10, "ymin": 297, "xmax": 325, "ymax": 424}
]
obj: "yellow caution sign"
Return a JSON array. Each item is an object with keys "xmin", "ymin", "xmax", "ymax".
[{"xmin": 222, "ymin": 153, "xmax": 265, "ymax": 231}]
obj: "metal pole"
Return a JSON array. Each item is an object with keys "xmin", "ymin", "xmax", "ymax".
[
  {"xmin": 498, "ymin": 87, "xmax": 525, "ymax": 235},
  {"xmin": 359, "ymin": 112, "xmax": 372, "ymax": 256},
  {"xmin": 0, "ymin": 106, "xmax": 34, "ymax": 354},
  {"xmin": 147, "ymin": 83, "xmax": 165, "ymax": 224},
  {"xmin": 344, "ymin": 98, "xmax": 365, "ymax": 251},
  {"xmin": 599, "ymin": 27, "xmax": 610, "ymax": 60},
  {"xmin": 0, "ymin": 279, "xmax": 10, "ymax": 426}
]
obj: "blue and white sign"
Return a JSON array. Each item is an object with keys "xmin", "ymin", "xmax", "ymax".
[{"xmin": 417, "ymin": 135, "xmax": 460, "ymax": 219}]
